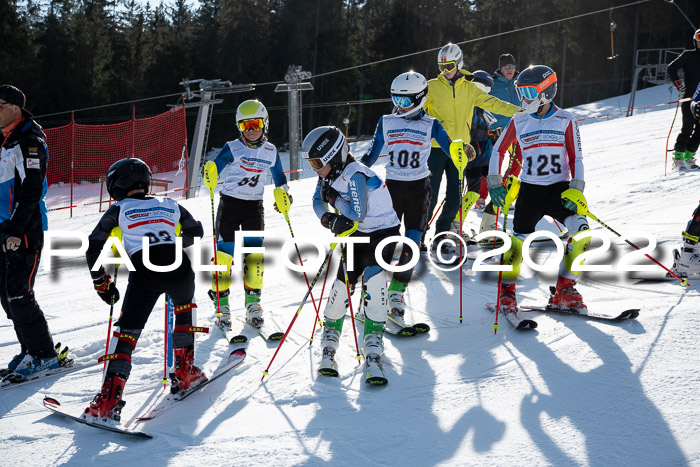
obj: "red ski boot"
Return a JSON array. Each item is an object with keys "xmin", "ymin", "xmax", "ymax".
[
  {"xmin": 170, "ymin": 347, "xmax": 207, "ymax": 394},
  {"xmin": 548, "ymin": 276, "xmax": 587, "ymax": 312},
  {"xmin": 83, "ymin": 374, "xmax": 127, "ymax": 422},
  {"xmin": 498, "ymin": 282, "xmax": 518, "ymax": 314}
]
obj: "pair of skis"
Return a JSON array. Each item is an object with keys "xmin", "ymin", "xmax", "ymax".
[
  {"xmin": 486, "ymin": 302, "xmax": 640, "ymax": 330},
  {"xmin": 42, "ymin": 348, "xmax": 247, "ymax": 439}
]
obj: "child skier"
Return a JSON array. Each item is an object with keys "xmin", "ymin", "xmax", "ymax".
[
  {"xmin": 207, "ymin": 99, "xmax": 290, "ymax": 331},
  {"xmin": 302, "ymin": 125, "xmax": 400, "ymax": 384},
  {"xmin": 84, "ymin": 158, "xmax": 205, "ymax": 422},
  {"xmin": 360, "ymin": 71, "xmax": 470, "ymax": 323},
  {"xmin": 487, "ymin": 65, "xmax": 590, "ymax": 313}
]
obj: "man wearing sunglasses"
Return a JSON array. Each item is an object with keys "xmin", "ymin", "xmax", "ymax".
[
  {"xmin": 206, "ymin": 99, "xmax": 291, "ymax": 334},
  {"xmin": 491, "ymin": 53, "xmax": 521, "ymax": 132},
  {"xmin": 424, "ymin": 43, "xmax": 523, "ymax": 255},
  {"xmin": 0, "ymin": 85, "xmax": 70, "ymax": 382},
  {"xmin": 667, "ymin": 29, "xmax": 700, "ymax": 170}
]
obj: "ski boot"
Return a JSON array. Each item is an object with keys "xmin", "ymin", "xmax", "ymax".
[
  {"xmin": 671, "ymin": 243, "xmax": 700, "ymax": 278},
  {"xmin": 548, "ymin": 276, "xmax": 587, "ymax": 312},
  {"xmin": 319, "ymin": 327, "xmax": 340, "ymax": 377},
  {"xmin": 170, "ymin": 346, "xmax": 207, "ymax": 394},
  {"xmin": 56, "ymin": 342, "xmax": 74, "ymax": 369},
  {"xmin": 498, "ymin": 282, "xmax": 518, "ymax": 314},
  {"xmin": 363, "ymin": 334, "xmax": 387, "ymax": 385},
  {"xmin": 474, "ymin": 197, "xmax": 486, "ymax": 211},
  {"xmin": 673, "ymin": 150, "xmax": 700, "ymax": 170},
  {"xmin": 478, "ymin": 212, "xmax": 503, "ymax": 249},
  {"xmin": 11, "ymin": 353, "xmax": 60, "ymax": 380},
  {"xmin": 83, "ymin": 374, "xmax": 127, "ymax": 422},
  {"xmin": 208, "ymin": 289, "xmax": 232, "ymax": 329},
  {"xmin": 0, "ymin": 351, "xmax": 26, "ymax": 379}
]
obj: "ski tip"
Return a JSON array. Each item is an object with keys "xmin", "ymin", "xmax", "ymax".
[
  {"xmin": 398, "ymin": 327, "xmax": 418, "ymax": 337},
  {"xmin": 517, "ymin": 320, "xmax": 538, "ymax": 330},
  {"xmin": 231, "ymin": 348, "xmax": 247, "ymax": 356},
  {"xmin": 230, "ymin": 335, "xmax": 247, "ymax": 344},
  {"xmin": 43, "ymin": 396, "xmax": 60, "ymax": 407},
  {"xmin": 319, "ymin": 369, "xmax": 339, "ymax": 377},
  {"xmin": 268, "ymin": 333, "xmax": 285, "ymax": 342},
  {"xmin": 365, "ymin": 377, "xmax": 388, "ymax": 385},
  {"xmin": 414, "ymin": 323, "xmax": 431, "ymax": 333}
]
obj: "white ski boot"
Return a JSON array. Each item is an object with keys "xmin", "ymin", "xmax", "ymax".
[
  {"xmin": 363, "ymin": 334, "xmax": 387, "ymax": 385},
  {"xmin": 319, "ymin": 327, "xmax": 340, "ymax": 377},
  {"xmin": 245, "ymin": 302, "xmax": 264, "ymax": 329},
  {"xmin": 671, "ymin": 245, "xmax": 700, "ymax": 278}
]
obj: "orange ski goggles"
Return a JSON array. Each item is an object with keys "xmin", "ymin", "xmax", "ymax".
[{"xmin": 238, "ymin": 118, "xmax": 265, "ymax": 133}]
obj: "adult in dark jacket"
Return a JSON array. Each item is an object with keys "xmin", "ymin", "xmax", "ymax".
[
  {"xmin": 0, "ymin": 85, "xmax": 68, "ymax": 382},
  {"xmin": 667, "ymin": 29, "xmax": 700, "ymax": 170},
  {"xmin": 490, "ymin": 54, "xmax": 521, "ymax": 131}
]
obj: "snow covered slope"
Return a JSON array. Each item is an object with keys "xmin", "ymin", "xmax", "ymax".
[{"xmin": 0, "ymin": 99, "xmax": 698, "ymax": 466}]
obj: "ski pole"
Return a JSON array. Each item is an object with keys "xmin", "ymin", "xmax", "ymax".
[
  {"xmin": 339, "ymin": 236, "xmax": 362, "ymax": 365},
  {"xmin": 273, "ymin": 187, "xmax": 322, "ymax": 318},
  {"xmin": 561, "ymin": 189, "xmax": 689, "ymax": 286},
  {"xmin": 203, "ymin": 161, "xmax": 222, "ymax": 321},
  {"xmin": 450, "ymin": 140, "xmax": 473, "ymax": 323},
  {"xmin": 262, "ymin": 222, "xmax": 359, "ymax": 381},
  {"xmin": 309, "ymin": 251, "xmax": 333, "ymax": 344},
  {"xmin": 493, "ymin": 176, "xmax": 521, "ymax": 334},
  {"xmin": 162, "ymin": 296, "xmax": 169, "ymax": 388},
  {"xmin": 102, "ymin": 264, "xmax": 119, "ymax": 379},
  {"xmin": 665, "ymin": 98, "xmax": 681, "ymax": 177}
]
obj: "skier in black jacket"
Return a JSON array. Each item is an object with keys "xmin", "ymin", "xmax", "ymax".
[
  {"xmin": 0, "ymin": 85, "xmax": 71, "ymax": 383},
  {"xmin": 667, "ymin": 29, "xmax": 700, "ymax": 170}
]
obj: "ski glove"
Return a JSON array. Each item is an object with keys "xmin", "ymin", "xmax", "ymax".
[
  {"xmin": 486, "ymin": 174, "xmax": 507, "ymax": 208},
  {"xmin": 94, "ymin": 273, "xmax": 120, "ymax": 305},
  {"xmin": 320, "ymin": 212, "xmax": 355, "ymax": 234},
  {"xmin": 273, "ymin": 193, "xmax": 293, "ymax": 213},
  {"xmin": 321, "ymin": 184, "xmax": 340, "ymax": 207},
  {"xmin": 674, "ymin": 80, "xmax": 686, "ymax": 95}
]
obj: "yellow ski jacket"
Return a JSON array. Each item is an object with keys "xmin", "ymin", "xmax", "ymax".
[{"xmin": 424, "ymin": 70, "xmax": 519, "ymax": 147}]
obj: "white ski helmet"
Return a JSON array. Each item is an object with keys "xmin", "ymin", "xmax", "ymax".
[
  {"xmin": 390, "ymin": 71, "xmax": 428, "ymax": 119},
  {"xmin": 437, "ymin": 43, "xmax": 463, "ymax": 73},
  {"xmin": 694, "ymin": 28, "xmax": 700, "ymax": 47},
  {"xmin": 236, "ymin": 99, "xmax": 269, "ymax": 136}
]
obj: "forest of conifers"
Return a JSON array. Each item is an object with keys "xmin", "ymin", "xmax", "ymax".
[{"xmin": 1, "ymin": 0, "xmax": 698, "ymax": 147}]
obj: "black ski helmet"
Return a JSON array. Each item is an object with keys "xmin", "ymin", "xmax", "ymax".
[
  {"xmin": 106, "ymin": 158, "xmax": 152, "ymax": 201},
  {"xmin": 301, "ymin": 126, "xmax": 348, "ymax": 181},
  {"xmin": 472, "ymin": 70, "xmax": 494, "ymax": 93},
  {"xmin": 515, "ymin": 65, "xmax": 557, "ymax": 105}
]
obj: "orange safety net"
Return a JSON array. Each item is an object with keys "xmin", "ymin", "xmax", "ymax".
[{"xmin": 44, "ymin": 106, "xmax": 189, "ymax": 219}]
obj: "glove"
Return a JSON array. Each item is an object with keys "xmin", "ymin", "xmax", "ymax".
[
  {"xmin": 563, "ymin": 199, "xmax": 578, "ymax": 213},
  {"xmin": 515, "ymin": 95, "xmax": 542, "ymax": 115},
  {"xmin": 320, "ymin": 212, "xmax": 355, "ymax": 234},
  {"xmin": 273, "ymin": 193, "xmax": 293, "ymax": 213},
  {"xmin": 489, "ymin": 127, "xmax": 503, "ymax": 142},
  {"xmin": 674, "ymin": 80, "xmax": 686, "ymax": 95},
  {"xmin": 321, "ymin": 185, "xmax": 340, "ymax": 207},
  {"xmin": 486, "ymin": 174, "xmax": 507, "ymax": 208},
  {"xmin": 93, "ymin": 273, "xmax": 120, "ymax": 305},
  {"xmin": 692, "ymin": 101, "xmax": 700, "ymax": 121}
]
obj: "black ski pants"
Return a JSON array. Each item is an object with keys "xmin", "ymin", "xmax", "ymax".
[
  {"xmin": 0, "ymin": 231, "xmax": 57, "ymax": 359},
  {"xmin": 674, "ymin": 101, "xmax": 700, "ymax": 153},
  {"xmin": 427, "ymin": 147, "xmax": 460, "ymax": 235}
]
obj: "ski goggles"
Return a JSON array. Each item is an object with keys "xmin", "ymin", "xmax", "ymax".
[
  {"xmin": 306, "ymin": 158, "xmax": 325, "ymax": 170},
  {"xmin": 237, "ymin": 118, "xmax": 265, "ymax": 133},
  {"xmin": 438, "ymin": 61, "xmax": 458, "ymax": 73},
  {"xmin": 516, "ymin": 72, "xmax": 557, "ymax": 101},
  {"xmin": 695, "ymin": 31, "xmax": 700, "ymax": 41},
  {"xmin": 392, "ymin": 95, "xmax": 414, "ymax": 109},
  {"xmin": 501, "ymin": 65, "xmax": 516, "ymax": 71}
]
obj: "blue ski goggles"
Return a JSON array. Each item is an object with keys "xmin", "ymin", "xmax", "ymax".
[
  {"xmin": 515, "ymin": 85, "xmax": 540, "ymax": 101},
  {"xmin": 392, "ymin": 95, "xmax": 414, "ymax": 109}
]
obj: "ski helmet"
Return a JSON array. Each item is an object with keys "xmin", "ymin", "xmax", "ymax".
[
  {"xmin": 515, "ymin": 65, "xmax": 557, "ymax": 105},
  {"xmin": 437, "ymin": 43, "xmax": 463, "ymax": 74},
  {"xmin": 301, "ymin": 126, "xmax": 348, "ymax": 180},
  {"xmin": 106, "ymin": 158, "xmax": 152, "ymax": 201},
  {"xmin": 472, "ymin": 70, "xmax": 494, "ymax": 93},
  {"xmin": 694, "ymin": 29, "xmax": 700, "ymax": 47},
  {"xmin": 236, "ymin": 99, "xmax": 269, "ymax": 137},
  {"xmin": 390, "ymin": 71, "xmax": 428, "ymax": 118}
]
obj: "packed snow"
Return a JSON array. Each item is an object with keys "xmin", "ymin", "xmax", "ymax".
[{"xmin": 0, "ymin": 86, "xmax": 698, "ymax": 466}]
